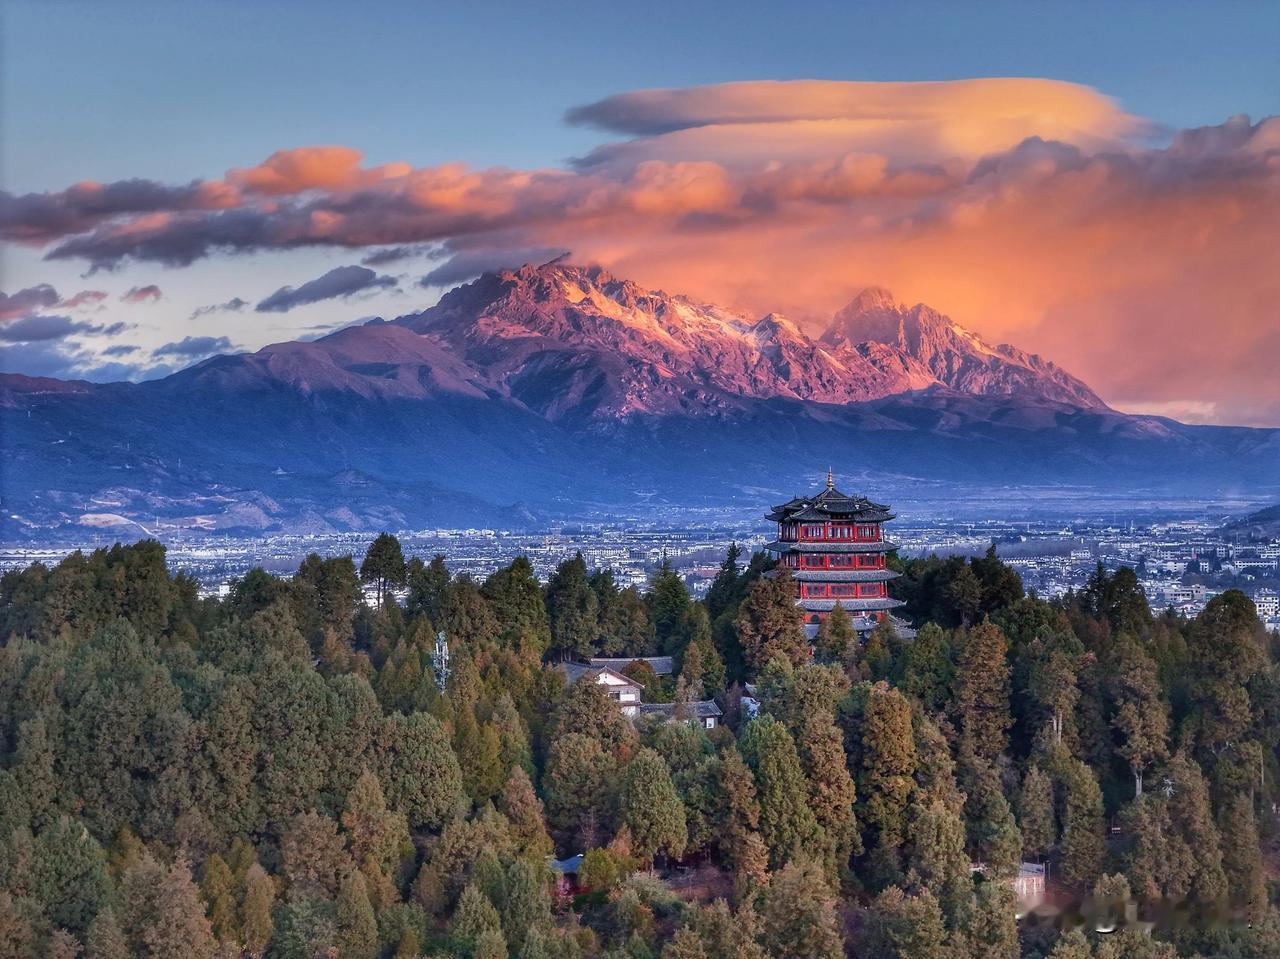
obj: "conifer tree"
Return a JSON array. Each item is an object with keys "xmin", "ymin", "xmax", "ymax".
[
  {"xmin": 30, "ymin": 814, "xmax": 112, "ymax": 935},
  {"xmin": 1058, "ymin": 757, "xmax": 1106, "ymax": 888},
  {"xmin": 453, "ymin": 882, "xmax": 503, "ymax": 953},
  {"xmin": 619, "ymin": 748, "xmax": 688, "ymax": 865},
  {"xmin": 47, "ymin": 929, "xmax": 81, "ymax": 959},
  {"xmin": 952, "ymin": 618, "xmax": 1012, "ymax": 761},
  {"xmin": 904, "ymin": 799, "xmax": 972, "ymax": 925},
  {"xmin": 896, "ymin": 622, "xmax": 952, "ymax": 712},
  {"xmin": 360, "ymin": 533, "xmax": 407, "ymax": 605},
  {"xmin": 1046, "ymin": 929, "xmax": 1093, "ymax": 959},
  {"xmin": 280, "ymin": 811, "xmax": 349, "ymax": 900},
  {"xmin": 739, "ymin": 716, "xmax": 822, "ymax": 869},
  {"xmin": 120, "ymin": 856, "xmax": 218, "ymax": 959},
  {"xmin": 1017, "ymin": 765, "xmax": 1056, "ymax": 859},
  {"xmin": 648, "ymin": 558, "xmax": 694, "ymax": 654},
  {"xmin": 545, "ymin": 553, "xmax": 600, "ymax": 660},
  {"xmin": 335, "ymin": 870, "xmax": 378, "ymax": 959},
  {"xmin": 814, "ymin": 602, "xmax": 856, "ymax": 665},
  {"xmin": 961, "ymin": 880, "xmax": 1019, "ymax": 959},
  {"xmin": 759, "ymin": 859, "xmax": 845, "ymax": 959},
  {"xmin": 857, "ymin": 682, "xmax": 918, "ymax": 886},
  {"xmin": 382, "ymin": 711, "xmax": 465, "ymax": 831},
  {"xmin": 199, "ymin": 853, "xmax": 238, "ymax": 944},
  {"xmin": 342, "ymin": 768, "xmax": 410, "ymax": 873},
  {"xmin": 705, "ymin": 544, "xmax": 743, "ymax": 624},
  {"xmin": 542, "ymin": 732, "xmax": 615, "ymax": 849},
  {"xmin": 502, "ymin": 858, "xmax": 551, "ymax": 951},
  {"xmin": 716, "ymin": 746, "xmax": 770, "ymax": 888},
  {"xmin": 474, "ymin": 928, "xmax": 509, "ymax": 959},
  {"xmin": 405, "ymin": 554, "xmax": 450, "ymax": 624},
  {"xmin": 958, "ymin": 750, "xmax": 1022, "ymax": 881},
  {"xmin": 1162, "ymin": 753, "xmax": 1227, "ymax": 906},
  {"xmin": 687, "ymin": 898, "xmax": 766, "ymax": 959},
  {"xmin": 1109, "ymin": 638, "xmax": 1167, "ymax": 796},
  {"xmin": 1218, "ymin": 792, "xmax": 1267, "ymax": 920},
  {"xmin": 860, "ymin": 619, "xmax": 895, "ymax": 682},
  {"xmin": 735, "ymin": 571, "xmax": 808, "ymax": 670},
  {"xmin": 238, "ymin": 863, "xmax": 275, "ymax": 958},
  {"xmin": 861, "ymin": 885, "xmax": 949, "ymax": 959},
  {"xmin": 500, "ymin": 766, "xmax": 554, "ymax": 858},
  {"xmin": 84, "ymin": 906, "xmax": 129, "ymax": 959},
  {"xmin": 796, "ymin": 712, "xmax": 860, "ymax": 873}
]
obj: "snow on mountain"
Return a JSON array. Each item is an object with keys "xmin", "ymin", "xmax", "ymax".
[{"xmin": 396, "ymin": 262, "xmax": 1107, "ymax": 418}]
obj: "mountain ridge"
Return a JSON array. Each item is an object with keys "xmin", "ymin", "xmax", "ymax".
[{"xmin": 2, "ymin": 262, "xmax": 1276, "ymax": 537}]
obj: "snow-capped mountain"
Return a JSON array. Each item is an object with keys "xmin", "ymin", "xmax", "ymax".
[
  {"xmin": 395, "ymin": 262, "xmax": 1105, "ymax": 420},
  {"xmin": 2, "ymin": 261, "xmax": 1275, "ymax": 536}
]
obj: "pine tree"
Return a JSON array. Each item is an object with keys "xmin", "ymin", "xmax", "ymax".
[
  {"xmin": 453, "ymin": 882, "xmax": 503, "ymax": 953},
  {"xmin": 735, "ymin": 571, "xmax": 808, "ymax": 670},
  {"xmin": 120, "ymin": 856, "xmax": 218, "ymax": 959},
  {"xmin": 904, "ymin": 799, "xmax": 972, "ymax": 925},
  {"xmin": 238, "ymin": 863, "xmax": 275, "ymax": 958},
  {"xmin": 47, "ymin": 929, "xmax": 81, "ymax": 959},
  {"xmin": 280, "ymin": 811, "xmax": 349, "ymax": 900},
  {"xmin": 716, "ymin": 746, "xmax": 770, "ymax": 888},
  {"xmin": 502, "ymin": 858, "xmax": 551, "ymax": 951},
  {"xmin": 474, "ymin": 928, "xmax": 508, "ymax": 959},
  {"xmin": 335, "ymin": 870, "xmax": 378, "ymax": 959},
  {"xmin": 952, "ymin": 619, "xmax": 1011, "ymax": 761},
  {"xmin": 406, "ymin": 554, "xmax": 450, "ymax": 624},
  {"xmin": 962, "ymin": 880, "xmax": 1019, "ymax": 959},
  {"xmin": 1218, "ymin": 792, "xmax": 1267, "ymax": 920},
  {"xmin": 705, "ymin": 543, "xmax": 743, "ymax": 623},
  {"xmin": 545, "ymin": 553, "xmax": 600, "ymax": 660},
  {"xmin": 1017, "ymin": 765, "xmax": 1056, "ymax": 859},
  {"xmin": 1109, "ymin": 638, "xmax": 1168, "ymax": 797},
  {"xmin": 542, "ymin": 732, "xmax": 615, "ymax": 849},
  {"xmin": 1058, "ymin": 758, "xmax": 1105, "ymax": 889},
  {"xmin": 342, "ymin": 768, "xmax": 410, "ymax": 873},
  {"xmin": 857, "ymin": 682, "xmax": 918, "ymax": 886},
  {"xmin": 30, "ymin": 815, "xmax": 112, "ymax": 935},
  {"xmin": 199, "ymin": 853, "xmax": 238, "ymax": 944},
  {"xmin": 619, "ymin": 748, "xmax": 688, "ymax": 865},
  {"xmin": 499, "ymin": 766, "xmax": 553, "ymax": 858},
  {"xmin": 1046, "ymin": 929, "xmax": 1092, "ymax": 959},
  {"xmin": 740, "ymin": 716, "xmax": 822, "ymax": 869},
  {"xmin": 648, "ymin": 558, "xmax": 694, "ymax": 654},
  {"xmin": 861, "ymin": 885, "xmax": 948, "ymax": 959},
  {"xmin": 383, "ymin": 711, "xmax": 465, "ymax": 831},
  {"xmin": 958, "ymin": 750, "xmax": 1022, "ymax": 881},
  {"xmin": 796, "ymin": 711, "xmax": 860, "ymax": 874},
  {"xmin": 84, "ymin": 906, "xmax": 129, "ymax": 959},
  {"xmin": 360, "ymin": 533, "xmax": 407, "ymax": 605},
  {"xmin": 860, "ymin": 620, "xmax": 894, "ymax": 682},
  {"xmin": 814, "ymin": 602, "xmax": 856, "ymax": 665},
  {"xmin": 759, "ymin": 859, "xmax": 845, "ymax": 959},
  {"xmin": 896, "ymin": 622, "xmax": 952, "ymax": 712}
]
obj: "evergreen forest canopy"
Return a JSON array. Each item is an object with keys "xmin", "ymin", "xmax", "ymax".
[{"xmin": 1, "ymin": 536, "xmax": 1278, "ymax": 959}]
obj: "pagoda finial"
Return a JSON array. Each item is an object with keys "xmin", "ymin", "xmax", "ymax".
[{"xmin": 826, "ymin": 467, "xmax": 834, "ymax": 490}]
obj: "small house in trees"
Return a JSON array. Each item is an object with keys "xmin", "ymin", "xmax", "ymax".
[
  {"xmin": 557, "ymin": 662, "xmax": 643, "ymax": 716},
  {"xmin": 639, "ymin": 699, "xmax": 723, "ymax": 729},
  {"xmin": 589, "ymin": 655, "xmax": 675, "ymax": 676}
]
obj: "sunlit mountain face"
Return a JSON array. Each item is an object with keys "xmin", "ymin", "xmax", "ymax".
[{"xmin": 3, "ymin": 262, "xmax": 1277, "ymax": 538}]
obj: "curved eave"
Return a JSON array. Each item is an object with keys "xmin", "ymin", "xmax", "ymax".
[
  {"xmin": 765, "ymin": 540, "xmax": 898, "ymax": 554},
  {"xmin": 788, "ymin": 569, "xmax": 901, "ymax": 583},
  {"xmin": 797, "ymin": 597, "xmax": 905, "ymax": 612},
  {"xmin": 765, "ymin": 508, "xmax": 896, "ymax": 523}
]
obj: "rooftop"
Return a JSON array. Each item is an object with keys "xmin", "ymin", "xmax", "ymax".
[{"xmin": 766, "ymin": 471, "xmax": 895, "ymax": 524}]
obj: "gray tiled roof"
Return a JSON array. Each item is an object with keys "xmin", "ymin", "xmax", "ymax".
[
  {"xmin": 640, "ymin": 700, "xmax": 723, "ymax": 720},
  {"xmin": 590, "ymin": 656, "xmax": 675, "ymax": 676}
]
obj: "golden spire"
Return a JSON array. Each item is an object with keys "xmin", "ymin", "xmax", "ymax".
[{"xmin": 826, "ymin": 467, "xmax": 834, "ymax": 490}]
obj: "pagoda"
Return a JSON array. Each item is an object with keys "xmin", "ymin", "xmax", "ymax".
[{"xmin": 764, "ymin": 470, "xmax": 904, "ymax": 635}]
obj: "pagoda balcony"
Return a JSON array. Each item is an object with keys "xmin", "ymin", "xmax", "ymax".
[
  {"xmin": 788, "ymin": 569, "xmax": 902, "ymax": 583},
  {"xmin": 764, "ymin": 539, "xmax": 899, "ymax": 554},
  {"xmin": 797, "ymin": 597, "xmax": 905, "ymax": 612}
]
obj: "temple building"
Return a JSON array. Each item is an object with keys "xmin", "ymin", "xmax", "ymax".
[{"xmin": 765, "ymin": 471, "xmax": 905, "ymax": 636}]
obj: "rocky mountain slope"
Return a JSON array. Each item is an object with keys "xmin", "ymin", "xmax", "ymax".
[{"xmin": 2, "ymin": 262, "xmax": 1275, "ymax": 537}]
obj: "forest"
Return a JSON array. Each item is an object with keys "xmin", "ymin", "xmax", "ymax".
[{"xmin": 0, "ymin": 535, "xmax": 1278, "ymax": 959}]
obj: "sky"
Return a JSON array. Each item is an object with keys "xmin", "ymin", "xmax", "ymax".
[{"xmin": 2, "ymin": 0, "xmax": 1278, "ymax": 425}]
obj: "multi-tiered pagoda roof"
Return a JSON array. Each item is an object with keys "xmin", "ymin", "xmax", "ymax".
[{"xmin": 765, "ymin": 471, "xmax": 905, "ymax": 633}]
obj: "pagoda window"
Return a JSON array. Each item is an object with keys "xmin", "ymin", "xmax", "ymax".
[
  {"xmin": 856, "ymin": 524, "xmax": 879, "ymax": 540},
  {"xmin": 830, "ymin": 555, "xmax": 853, "ymax": 568},
  {"xmin": 830, "ymin": 525, "xmax": 852, "ymax": 539},
  {"xmin": 802, "ymin": 524, "xmax": 825, "ymax": 539},
  {"xmin": 831, "ymin": 584, "xmax": 856, "ymax": 597}
]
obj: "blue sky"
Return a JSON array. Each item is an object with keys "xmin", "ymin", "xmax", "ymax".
[{"xmin": 5, "ymin": 0, "xmax": 1277, "ymax": 190}]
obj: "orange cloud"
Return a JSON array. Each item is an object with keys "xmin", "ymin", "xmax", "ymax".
[{"xmin": 2, "ymin": 82, "xmax": 1276, "ymax": 425}]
